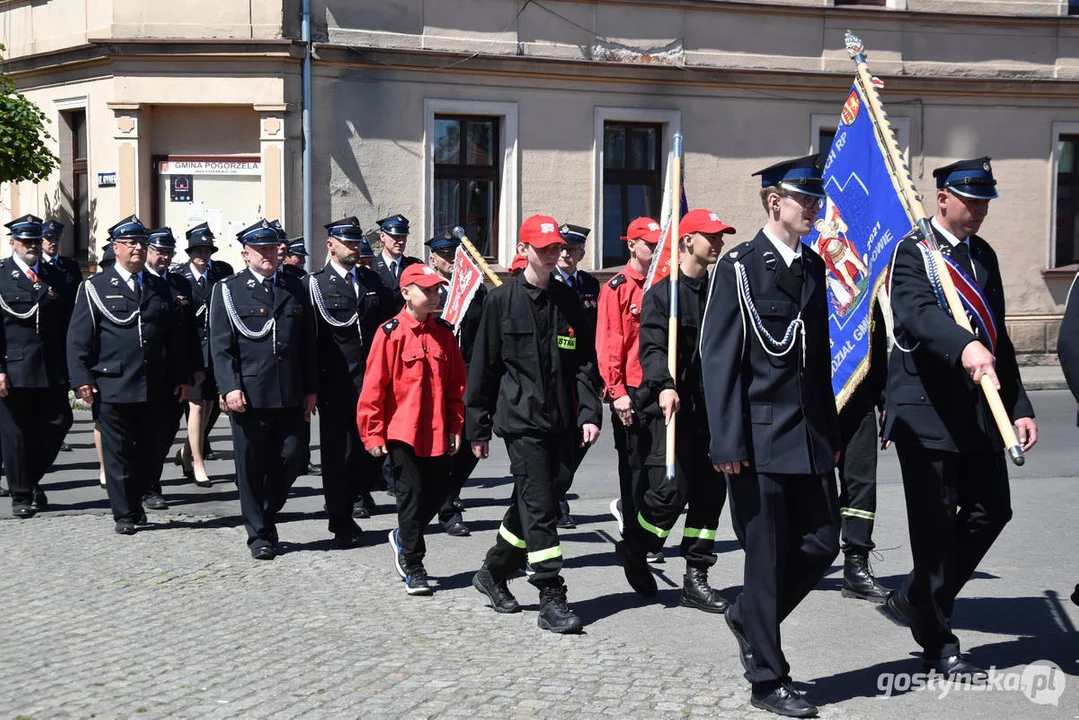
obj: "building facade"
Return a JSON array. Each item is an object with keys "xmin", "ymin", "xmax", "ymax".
[{"xmin": 3, "ymin": 0, "xmax": 1079, "ymax": 362}]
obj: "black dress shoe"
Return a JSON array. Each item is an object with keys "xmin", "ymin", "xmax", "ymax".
[
  {"xmin": 135, "ymin": 510, "xmax": 150, "ymax": 525},
  {"xmin": 31, "ymin": 489, "xmax": 48, "ymax": 511},
  {"xmin": 0, "ymin": 485, "xmax": 9, "ymax": 497},
  {"xmin": 444, "ymin": 520, "xmax": 471, "ymax": 537},
  {"xmin": 306, "ymin": 462, "xmax": 322, "ymax": 476},
  {"xmin": 59, "ymin": 441, "xmax": 73, "ymax": 452},
  {"xmin": 143, "ymin": 492, "xmax": 169, "ymax": 510},
  {"xmin": 725, "ymin": 606, "xmax": 753, "ymax": 673},
  {"xmin": 879, "ymin": 590, "xmax": 928, "ymax": 648},
  {"xmin": 12, "ymin": 503, "xmax": 36, "ymax": 519},
  {"xmin": 1071, "ymin": 583, "xmax": 1079, "ymax": 607},
  {"xmin": 451, "ymin": 497, "xmax": 465, "ymax": 513},
  {"xmin": 175, "ymin": 448, "xmax": 194, "ymax": 479},
  {"xmin": 352, "ymin": 498, "xmax": 371, "ymax": 519},
  {"xmin": 750, "ymin": 684, "xmax": 818, "ymax": 718},
  {"xmin": 556, "ymin": 513, "xmax": 576, "ymax": 529},
  {"xmin": 924, "ymin": 655, "xmax": 988, "ymax": 682},
  {"xmin": 204, "ymin": 448, "xmax": 219, "ymax": 461},
  {"xmin": 115, "ymin": 520, "xmax": 137, "ymax": 535},
  {"xmin": 251, "ymin": 543, "xmax": 276, "ymax": 560}
]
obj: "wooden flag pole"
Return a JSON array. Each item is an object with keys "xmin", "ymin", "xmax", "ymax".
[
  {"xmin": 665, "ymin": 133, "xmax": 684, "ymax": 480},
  {"xmin": 845, "ymin": 31, "xmax": 1024, "ymax": 466},
  {"xmin": 452, "ymin": 226, "xmax": 503, "ymax": 287}
]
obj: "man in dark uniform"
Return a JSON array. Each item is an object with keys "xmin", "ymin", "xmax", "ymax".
[
  {"xmin": 617, "ymin": 209, "xmax": 737, "ymax": 614},
  {"xmin": 210, "ymin": 219, "xmax": 318, "ymax": 560},
  {"xmin": 837, "ymin": 303, "xmax": 891, "ymax": 603},
  {"xmin": 1058, "ymin": 271, "xmax": 1079, "ymax": 607},
  {"xmin": 426, "ymin": 230, "xmax": 487, "ymax": 537},
  {"xmin": 467, "ymin": 214, "xmax": 602, "ymax": 635},
  {"xmin": 701, "ymin": 156, "xmax": 841, "ymax": 718},
  {"xmin": 68, "ymin": 215, "xmax": 192, "ymax": 535},
  {"xmin": 282, "ymin": 238, "xmax": 308, "ymax": 279},
  {"xmin": 142, "ymin": 227, "xmax": 204, "ymax": 510},
  {"xmin": 550, "ymin": 222, "xmax": 600, "ymax": 528},
  {"xmin": 306, "ymin": 216, "xmax": 394, "ymax": 546},
  {"xmin": 357, "ymin": 238, "xmax": 376, "ymax": 271},
  {"xmin": 880, "ymin": 157, "xmax": 1037, "ymax": 679},
  {"xmin": 174, "ymin": 223, "xmax": 232, "ymax": 485},
  {"xmin": 40, "ymin": 218, "xmax": 80, "ymax": 453},
  {"xmin": 0, "ymin": 215, "xmax": 75, "ymax": 517},
  {"xmin": 373, "ymin": 214, "xmax": 422, "ymax": 301}
]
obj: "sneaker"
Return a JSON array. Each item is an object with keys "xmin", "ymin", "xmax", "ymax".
[
  {"xmin": 609, "ymin": 498, "xmax": 624, "ymax": 535},
  {"xmin": 472, "ymin": 565, "xmax": 521, "ymax": 613},
  {"xmin": 388, "ymin": 528, "xmax": 406, "ymax": 579},
  {"xmin": 404, "ymin": 565, "xmax": 433, "ymax": 596},
  {"xmin": 537, "ymin": 582, "xmax": 583, "ymax": 634}
]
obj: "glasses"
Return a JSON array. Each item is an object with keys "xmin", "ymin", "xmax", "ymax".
[
  {"xmin": 115, "ymin": 239, "xmax": 148, "ymax": 247},
  {"xmin": 780, "ymin": 193, "xmax": 824, "ymax": 210}
]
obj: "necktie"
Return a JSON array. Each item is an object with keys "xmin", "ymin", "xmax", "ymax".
[
  {"xmin": 351, "ymin": 270, "xmax": 360, "ymax": 299},
  {"xmin": 566, "ymin": 274, "xmax": 576, "ymax": 290},
  {"xmin": 392, "ymin": 261, "xmax": 400, "ymax": 279},
  {"xmin": 132, "ymin": 274, "xmax": 142, "ymax": 301},
  {"xmin": 789, "ymin": 257, "xmax": 804, "ymax": 292},
  {"xmin": 950, "ymin": 242, "xmax": 976, "ymax": 282},
  {"xmin": 262, "ymin": 277, "xmax": 275, "ymax": 301},
  {"xmin": 26, "ymin": 268, "xmax": 38, "ymax": 283},
  {"xmin": 197, "ymin": 275, "xmax": 207, "ymax": 291}
]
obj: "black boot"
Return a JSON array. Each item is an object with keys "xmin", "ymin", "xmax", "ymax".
[
  {"xmin": 537, "ymin": 581, "xmax": 583, "ymax": 634},
  {"xmin": 842, "ymin": 551, "xmax": 890, "ymax": 603},
  {"xmin": 614, "ymin": 540, "xmax": 657, "ymax": 597},
  {"xmin": 680, "ymin": 566, "xmax": 730, "ymax": 613},
  {"xmin": 472, "ymin": 564, "xmax": 521, "ymax": 613}
]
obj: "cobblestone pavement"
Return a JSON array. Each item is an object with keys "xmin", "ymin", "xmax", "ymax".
[{"xmin": 2, "ymin": 391, "xmax": 1078, "ymax": 719}]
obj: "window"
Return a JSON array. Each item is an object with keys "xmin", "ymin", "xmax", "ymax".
[
  {"xmin": 602, "ymin": 122, "xmax": 662, "ymax": 267},
  {"xmin": 1070, "ymin": 0, "xmax": 1079, "ymax": 16},
  {"xmin": 812, "ymin": 114, "xmax": 910, "ymax": 165},
  {"xmin": 834, "ymin": 0, "xmax": 886, "ymax": 5},
  {"xmin": 433, "ymin": 115, "xmax": 500, "ymax": 260},
  {"xmin": 1055, "ymin": 134, "xmax": 1079, "ymax": 267},
  {"xmin": 60, "ymin": 108, "xmax": 89, "ymax": 263}
]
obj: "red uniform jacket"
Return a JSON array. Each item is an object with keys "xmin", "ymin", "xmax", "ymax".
[
  {"xmin": 596, "ymin": 262, "xmax": 646, "ymax": 400},
  {"xmin": 357, "ymin": 309, "xmax": 466, "ymax": 457}
]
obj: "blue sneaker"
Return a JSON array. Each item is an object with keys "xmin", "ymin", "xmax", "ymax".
[
  {"xmin": 404, "ymin": 565, "xmax": 433, "ymax": 596},
  {"xmin": 388, "ymin": 528, "xmax": 406, "ymax": 579}
]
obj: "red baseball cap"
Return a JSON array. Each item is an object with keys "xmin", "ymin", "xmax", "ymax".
[
  {"xmin": 622, "ymin": 217, "xmax": 662, "ymax": 244},
  {"xmin": 679, "ymin": 209, "xmax": 737, "ymax": 237},
  {"xmin": 510, "ymin": 253, "xmax": 528, "ymax": 272},
  {"xmin": 519, "ymin": 214, "xmax": 566, "ymax": 249},
  {"xmin": 400, "ymin": 264, "xmax": 449, "ymax": 289}
]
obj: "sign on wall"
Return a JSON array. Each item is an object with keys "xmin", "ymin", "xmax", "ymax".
[
  {"xmin": 158, "ymin": 159, "xmax": 261, "ymax": 176},
  {"xmin": 170, "ymin": 175, "xmax": 193, "ymax": 202},
  {"xmin": 97, "ymin": 172, "xmax": 116, "ymax": 187}
]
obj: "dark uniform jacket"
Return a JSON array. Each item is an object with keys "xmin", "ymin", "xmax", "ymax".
[
  {"xmin": 67, "ymin": 267, "xmax": 191, "ymax": 403},
  {"xmin": 554, "ymin": 269, "xmax": 600, "ymax": 339},
  {"xmin": 210, "ymin": 268, "xmax": 318, "ymax": 409},
  {"xmin": 1058, "ymin": 271, "xmax": 1079, "ymax": 426},
  {"xmin": 156, "ymin": 270, "xmax": 204, "ymax": 377},
  {"xmin": 701, "ymin": 230, "xmax": 840, "ymax": 473},
  {"xmin": 438, "ymin": 281, "xmax": 488, "ymax": 368},
  {"xmin": 281, "ymin": 263, "xmax": 307, "ymax": 280},
  {"xmin": 374, "ymin": 254, "xmax": 423, "ymax": 293},
  {"xmin": 43, "ymin": 253, "xmax": 82, "ymax": 315},
  {"xmin": 639, "ymin": 273, "xmax": 710, "ymax": 420},
  {"xmin": 465, "ymin": 275, "xmax": 602, "ymax": 442},
  {"xmin": 174, "ymin": 261, "xmax": 232, "ymax": 368},
  {"xmin": 0, "ymin": 259, "xmax": 73, "ymax": 388},
  {"xmin": 306, "ymin": 263, "xmax": 394, "ymax": 397},
  {"xmin": 883, "ymin": 227, "xmax": 1033, "ymax": 452}
]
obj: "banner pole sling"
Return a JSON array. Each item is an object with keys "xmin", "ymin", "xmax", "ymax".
[
  {"xmin": 845, "ymin": 31, "xmax": 1024, "ymax": 466},
  {"xmin": 665, "ymin": 133, "xmax": 684, "ymax": 481}
]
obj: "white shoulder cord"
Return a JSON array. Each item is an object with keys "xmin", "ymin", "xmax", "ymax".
[
  {"xmin": 734, "ymin": 261, "xmax": 806, "ymax": 367},
  {"xmin": 308, "ymin": 275, "xmax": 362, "ymax": 344},
  {"xmin": 700, "ymin": 262, "xmax": 747, "ymax": 363},
  {"xmin": 85, "ymin": 280, "xmax": 143, "ymax": 347},
  {"xmin": 887, "ymin": 241, "xmax": 920, "ymax": 354},
  {"xmin": 220, "ymin": 281, "xmax": 276, "ymax": 347},
  {"xmin": 0, "ymin": 290, "xmax": 40, "ymax": 333}
]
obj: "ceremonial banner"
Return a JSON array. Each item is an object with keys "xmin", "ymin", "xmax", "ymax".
[
  {"xmin": 805, "ymin": 82, "xmax": 910, "ymax": 408},
  {"xmin": 441, "ymin": 246, "xmax": 484, "ymax": 329},
  {"xmin": 644, "ymin": 158, "xmax": 689, "ymax": 291}
]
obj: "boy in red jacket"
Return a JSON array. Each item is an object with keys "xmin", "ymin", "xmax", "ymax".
[{"xmin": 358, "ymin": 264, "xmax": 467, "ymax": 595}]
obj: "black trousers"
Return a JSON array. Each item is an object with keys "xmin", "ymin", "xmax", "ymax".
[
  {"xmin": 390, "ymin": 442, "xmax": 450, "ymax": 567},
  {"xmin": 611, "ymin": 401, "xmax": 651, "ymax": 529},
  {"xmin": 486, "ymin": 433, "xmax": 573, "ymax": 588},
  {"xmin": 627, "ymin": 419, "xmax": 725, "ymax": 568},
  {"xmin": 894, "ymin": 441, "xmax": 1012, "ymax": 660},
  {"xmin": 231, "ymin": 407, "xmax": 307, "ymax": 546},
  {"xmin": 146, "ymin": 395, "xmax": 186, "ymax": 495},
  {"xmin": 727, "ymin": 470, "xmax": 840, "ymax": 690},
  {"xmin": 837, "ymin": 398, "xmax": 879, "ymax": 554},
  {"xmin": 99, "ymin": 400, "xmax": 165, "ymax": 522},
  {"xmin": 557, "ymin": 431, "xmax": 590, "ymax": 515},
  {"xmin": 318, "ymin": 392, "xmax": 371, "ymax": 533},
  {"xmin": 437, "ymin": 441, "xmax": 480, "ymax": 526},
  {"xmin": 0, "ymin": 386, "xmax": 73, "ymax": 504}
]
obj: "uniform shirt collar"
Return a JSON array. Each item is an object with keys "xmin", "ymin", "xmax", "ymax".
[
  {"xmin": 114, "ymin": 264, "xmax": 142, "ymax": 286},
  {"xmin": 931, "ymin": 216, "xmax": 969, "ymax": 247},
  {"xmin": 145, "ymin": 266, "xmax": 163, "ymax": 278},
  {"xmin": 11, "ymin": 254, "xmax": 39, "ymax": 277},
  {"xmin": 247, "ymin": 267, "xmax": 275, "ymax": 284},
  {"xmin": 381, "ymin": 250, "xmax": 399, "ymax": 269},
  {"xmin": 41, "ymin": 251, "xmax": 58, "ymax": 265},
  {"xmin": 329, "ymin": 258, "xmax": 355, "ymax": 280},
  {"xmin": 762, "ymin": 226, "xmax": 802, "ymax": 268},
  {"xmin": 396, "ymin": 309, "xmax": 430, "ymax": 332},
  {"xmin": 189, "ymin": 263, "xmax": 205, "ymax": 281},
  {"xmin": 555, "ymin": 267, "xmax": 577, "ymax": 283},
  {"xmin": 622, "ymin": 262, "xmax": 646, "ymax": 283}
]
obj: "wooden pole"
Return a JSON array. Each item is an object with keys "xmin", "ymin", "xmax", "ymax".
[
  {"xmin": 845, "ymin": 31, "xmax": 1024, "ymax": 466},
  {"xmin": 665, "ymin": 133, "xmax": 684, "ymax": 480},
  {"xmin": 451, "ymin": 227, "xmax": 503, "ymax": 287}
]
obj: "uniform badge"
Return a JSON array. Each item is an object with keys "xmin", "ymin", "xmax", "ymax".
[
  {"xmin": 330, "ymin": 275, "xmax": 337, "ymax": 282},
  {"xmin": 730, "ymin": 251, "xmax": 738, "ymax": 259},
  {"xmin": 983, "ymin": 161, "xmax": 991, "ymax": 172},
  {"xmin": 629, "ymin": 303, "xmax": 639, "ymax": 316},
  {"xmin": 32, "ymin": 283, "xmax": 40, "ymax": 291},
  {"xmin": 10, "ymin": 271, "xmax": 19, "ymax": 279},
  {"xmin": 110, "ymin": 277, "xmax": 120, "ymax": 287},
  {"xmin": 247, "ymin": 279, "xmax": 256, "ymax": 289}
]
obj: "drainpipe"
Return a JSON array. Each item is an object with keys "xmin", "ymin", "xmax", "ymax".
[{"xmin": 302, "ymin": 0, "xmax": 313, "ymax": 269}]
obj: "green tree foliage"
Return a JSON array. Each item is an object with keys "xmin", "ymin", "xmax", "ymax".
[{"xmin": 0, "ymin": 43, "xmax": 60, "ymax": 184}]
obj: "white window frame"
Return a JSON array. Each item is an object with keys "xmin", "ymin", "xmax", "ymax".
[
  {"xmin": 423, "ymin": 99, "xmax": 518, "ymax": 266},
  {"xmin": 594, "ymin": 107, "xmax": 681, "ymax": 270},
  {"xmin": 811, "ymin": 113, "xmax": 910, "ymax": 164},
  {"xmin": 1050, "ymin": 122, "xmax": 1079, "ymax": 268},
  {"xmin": 829, "ymin": 0, "xmax": 907, "ymax": 7}
]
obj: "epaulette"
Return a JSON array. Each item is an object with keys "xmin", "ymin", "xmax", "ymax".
[
  {"xmin": 721, "ymin": 241, "xmax": 754, "ymax": 263},
  {"xmin": 434, "ymin": 316, "xmax": 453, "ymax": 331},
  {"xmin": 608, "ymin": 273, "xmax": 626, "ymax": 289},
  {"xmin": 381, "ymin": 318, "xmax": 399, "ymax": 335}
]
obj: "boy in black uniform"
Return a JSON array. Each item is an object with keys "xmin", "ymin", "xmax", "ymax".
[
  {"xmin": 617, "ymin": 209, "xmax": 737, "ymax": 614},
  {"xmin": 701, "ymin": 156, "xmax": 841, "ymax": 718},
  {"xmin": 467, "ymin": 214, "xmax": 602, "ymax": 634}
]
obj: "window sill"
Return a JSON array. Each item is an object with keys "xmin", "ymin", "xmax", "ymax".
[{"xmin": 1042, "ymin": 265, "xmax": 1079, "ymax": 278}]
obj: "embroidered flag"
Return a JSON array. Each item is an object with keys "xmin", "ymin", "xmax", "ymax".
[
  {"xmin": 644, "ymin": 158, "xmax": 689, "ymax": 291},
  {"xmin": 805, "ymin": 82, "xmax": 911, "ymax": 409},
  {"xmin": 441, "ymin": 246, "xmax": 484, "ymax": 330}
]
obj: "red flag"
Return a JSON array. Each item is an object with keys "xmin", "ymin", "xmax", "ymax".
[
  {"xmin": 644, "ymin": 158, "xmax": 689, "ymax": 291},
  {"xmin": 442, "ymin": 246, "xmax": 484, "ymax": 329}
]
